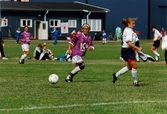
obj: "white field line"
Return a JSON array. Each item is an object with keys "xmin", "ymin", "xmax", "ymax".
[{"xmin": 0, "ymin": 100, "xmax": 167, "ymax": 111}]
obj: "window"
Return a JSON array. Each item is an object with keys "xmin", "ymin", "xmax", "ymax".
[
  {"xmin": 13, "ymin": 0, "xmax": 29, "ymax": 2},
  {"xmin": 43, "ymin": 23, "xmax": 46, "ymax": 30},
  {"xmin": 81, "ymin": 19, "xmax": 102, "ymax": 31},
  {"xmin": 0, "ymin": 17, "xmax": 8, "ymax": 27},
  {"xmin": 68, "ymin": 20, "xmax": 77, "ymax": 28},
  {"xmin": 49, "ymin": 19, "xmax": 61, "ymax": 28},
  {"xmin": 20, "ymin": 19, "xmax": 32, "ymax": 27},
  {"xmin": 81, "ymin": 19, "xmax": 87, "ymax": 25}
]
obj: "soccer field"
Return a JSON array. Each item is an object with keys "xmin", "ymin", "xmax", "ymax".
[{"xmin": 0, "ymin": 40, "xmax": 167, "ymax": 114}]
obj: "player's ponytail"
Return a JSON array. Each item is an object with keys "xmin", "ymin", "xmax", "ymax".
[{"xmin": 122, "ymin": 18, "xmax": 137, "ymax": 27}]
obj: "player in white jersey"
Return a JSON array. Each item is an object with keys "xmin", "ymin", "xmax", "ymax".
[
  {"xmin": 113, "ymin": 18, "xmax": 142, "ymax": 86},
  {"xmin": 151, "ymin": 26, "xmax": 162, "ymax": 61},
  {"xmin": 161, "ymin": 31, "xmax": 167, "ymax": 64}
]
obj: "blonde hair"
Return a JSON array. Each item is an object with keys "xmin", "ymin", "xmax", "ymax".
[{"xmin": 122, "ymin": 18, "xmax": 137, "ymax": 27}]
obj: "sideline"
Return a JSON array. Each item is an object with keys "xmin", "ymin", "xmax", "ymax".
[{"xmin": 0, "ymin": 100, "xmax": 167, "ymax": 111}]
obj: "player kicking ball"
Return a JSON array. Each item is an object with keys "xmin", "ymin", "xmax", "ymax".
[{"xmin": 65, "ymin": 23, "xmax": 94, "ymax": 82}]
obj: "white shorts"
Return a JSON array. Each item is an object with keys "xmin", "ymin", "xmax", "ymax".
[
  {"xmin": 102, "ymin": 38, "xmax": 106, "ymax": 41},
  {"xmin": 21, "ymin": 44, "xmax": 29, "ymax": 51},
  {"xmin": 72, "ymin": 55, "xmax": 83, "ymax": 64}
]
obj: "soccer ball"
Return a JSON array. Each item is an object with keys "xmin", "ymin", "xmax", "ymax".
[{"xmin": 48, "ymin": 74, "xmax": 59, "ymax": 84}]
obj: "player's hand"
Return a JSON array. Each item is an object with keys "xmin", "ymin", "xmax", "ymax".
[
  {"xmin": 138, "ymin": 47, "xmax": 142, "ymax": 51},
  {"xmin": 21, "ymin": 39, "xmax": 26, "ymax": 42},
  {"xmin": 67, "ymin": 50, "xmax": 71, "ymax": 55}
]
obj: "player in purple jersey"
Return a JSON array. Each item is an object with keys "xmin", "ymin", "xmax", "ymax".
[
  {"xmin": 65, "ymin": 23, "xmax": 94, "ymax": 82},
  {"xmin": 19, "ymin": 26, "xmax": 32, "ymax": 64}
]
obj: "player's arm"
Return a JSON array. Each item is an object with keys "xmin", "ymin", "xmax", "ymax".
[
  {"xmin": 158, "ymin": 35, "xmax": 162, "ymax": 39},
  {"xmin": 67, "ymin": 43, "xmax": 72, "ymax": 55},
  {"xmin": 20, "ymin": 34, "xmax": 26, "ymax": 42},
  {"xmin": 156, "ymin": 31, "xmax": 162, "ymax": 40},
  {"xmin": 127, "ymin": 41, "xmax": 142, "ymax": 51},
  {"xmin": 67, "ymin": 36, "xmax": 78, "ymax": 54},
  {"xmin": 88, "ymin": 37, "xmax": 94, "ymax": 51}
]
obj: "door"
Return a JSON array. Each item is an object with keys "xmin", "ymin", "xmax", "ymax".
[
  {"xmin": 34, "ymin": 20, "xmax": 40, "ymax": 40},
  {"xmin": 39, "ymin": 21, "xmax": 48, "ymax": 40}
]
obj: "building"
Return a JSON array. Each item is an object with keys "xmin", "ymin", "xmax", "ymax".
[
  {"xmin": 0, "ymin": 1, "xmax": 109, "ymax": 40},
  {"xmin": 1, "ymin": 0, "xmax": 167, "ymax": 39}
]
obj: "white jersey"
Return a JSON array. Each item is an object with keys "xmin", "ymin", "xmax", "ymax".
[
  {"xmin": 161, "ymin": 35, "xmax": 167, "ymax": 50},
  {"xmin": 134, "ymin": 32, "xmax": 139, "ymax": 42},
  {"xmin": 33, "ymin": 47, "xmax": 41, "ymax": 57},
  {"xmin": 122, "ymin": 27, "xmax": 136, "ymax": 48},
  {"xmin": 153, "ymin": 29, "xmax": 162, "ymax": 41}
]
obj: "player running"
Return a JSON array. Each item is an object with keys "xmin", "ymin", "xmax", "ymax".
[
  {"xmin": 151, "ymin": 26, "xmax": 162, "ymax": 61},
  {"xmin": 19, "ymin": 26, "xmax": 32, "ymax": 64},
  {"xmin": 65, "ymin": 23, "xmax": 94, "ymax": 82},
  {"xmin": 113, "ymin": 18, "xmax": 142, "ymax": 86}
]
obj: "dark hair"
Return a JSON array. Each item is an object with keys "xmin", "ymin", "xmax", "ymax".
[
  {"xmin": 122, "ymin": 18, "xmax": 137, "ymax": 27},
  {"xmin": 38, "ymin": 44, "xmax": 42, "ymax": 48},
  {"xmin": 24, "ymin": 26, "xmax": 28, "ymax": 29},
  {"xmin": 151, "ymin": 26, "xmax": 156, "ymax": 30}
]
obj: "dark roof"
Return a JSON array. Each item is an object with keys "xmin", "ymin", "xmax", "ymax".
[{"xmin": 0, "ymin": 1, "xmax": 110, "ymax": 13}]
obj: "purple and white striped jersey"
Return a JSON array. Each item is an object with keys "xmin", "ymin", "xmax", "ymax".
[
  {"xmin": 69, "ymin": 33, "xmax": 94, "ymax": 57},
  {"xmin": 20, "ymin": 31, "xmax": 31, "ymax": 45}
]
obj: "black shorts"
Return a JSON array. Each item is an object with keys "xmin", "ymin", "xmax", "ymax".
[
  {"xmin": 121, "ymin": 48, "xmax": 135, "ymax": 62},
  {"xmin": 153, "ymin": 40, "xmax": 160, "ymax": 48},
  {"xmin": 41, "ymin": 53, "xmax": 49, "ymax": 60},
  {"xmin": 135, "ymin": 41, "xmax": 140, "ymax": 47},
  {"xmin": 34, "ymin": 51, "xmax": 41, "ymax": 60}
]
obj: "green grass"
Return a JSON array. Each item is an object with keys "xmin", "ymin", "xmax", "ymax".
[{"xmin": 0, "ymin": 40, "xmax": 167, "ymax": 114}]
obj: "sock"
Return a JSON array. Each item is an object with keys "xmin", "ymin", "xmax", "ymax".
[
  {"xmin": 135, "ymin": 54, "xmax": 139, "ymax": 62},
  {"xmin": 71, "ymin": 66, "xmax": 81, "ymax": 74},
  {"xmin": 153, "ymin": 51, "xmax": 160, "ymax": 56},
  {"xmin": 66, "ymin": 66, "xmax": 81, "ymax": 79},
  {"xmin": 115, "ymin": 66, "xmax": 129, "ymax": 77},
  {"xmin": 131, "ymin": 68, "xmax": 137, "ymax": 82},
  {"xmin": 20, "ymin": 54, "xmax": 27, "ymax": 62},
  {"xmin": 155, "ymin": 56, "xmax": 158, "ymax": 61}
]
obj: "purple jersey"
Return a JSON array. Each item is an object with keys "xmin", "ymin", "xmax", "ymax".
[
  {"xmin": 20, "ymin": 31, "xmax": 31, "ymax": 45},
  {"xmin": 69, "ymin": 33, "xmax": 94, "ymax": 57}
]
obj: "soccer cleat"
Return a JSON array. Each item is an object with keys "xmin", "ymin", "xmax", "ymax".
[
  {"xmin": 146, "ymin": 54, "xmax": 155, "ymax": 62},
  {"xmin": 2, "ymin": 57, "xmax": 8, "ymax": 60},
  {"xmin": 19, "ymin": 62, "xmax": 23, "ymax": 64},
  {"xmin": 155, "ymin": 56, "xmax": 160, "ymax": 62},
  {"xmin": 65, "ymin": 73, "xmax": 74, "ymax": 82},
  {"xmin": 22, "ymin": 59, "xmax": 25, "ymax": 64},
  {"xmin": 112, "ymin": 73, "xmax": 117, "ymax": 83},
  {"xmin": 133, "ymin": 82, "xmax": 139, "ymax": 86},
  {"xmin": 19, "ymin": 59, "xmax": 24, "ymax": 64}
]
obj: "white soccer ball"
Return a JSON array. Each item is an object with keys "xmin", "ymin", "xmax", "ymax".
[{"xmin": 48, "ymin": 74, "xmax": 59, "ymax": 84}]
